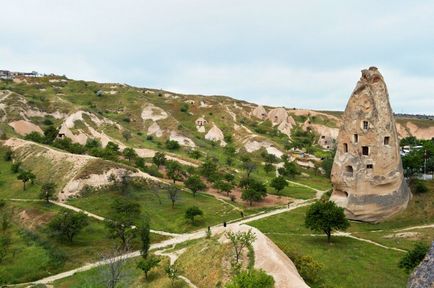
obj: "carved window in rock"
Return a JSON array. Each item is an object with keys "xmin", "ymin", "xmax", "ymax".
[
  {"xmin": 384, "ymin": 136, "xmax": 390, "ymax": 145},
  {"xmin": 354, "ymin": 134, "xmax": 359, "ymax": 143},
  {"xmin": 344, "ymin": 143, "xmax": 348, "ymax": 153},
  {"xmin": 363, "ymin": 121, "xmax": 369, "ymax": 130},
  {"xmin": 362, "ymin": 146, "xmax": 369, "ymax": 156},
  {"xmin": 366, "ymin": 164, "xmax": 373, "ymax": 169},
  {"xmin": 345, "ymin": 165, "xmax": 354, "ymax": 176}
]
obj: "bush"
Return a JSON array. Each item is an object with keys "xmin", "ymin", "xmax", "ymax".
[
  {"xmin": 399, "ymin": 242, "xmax": 429, "ymax": 273},
  {"xmin": 166, "ymin": 140, "xmax": 180, "ymax": 150},
  {"xmin": 411, "ymin": 179, "xmax": 428, "ymax": 194},
  {"xmin": 3, "ymin": 150, "xmax": 12, "ymax": 161},
  {"xmin": 292, "ymin": 254, "xmax": 322, "ymax": 284},
  {"xmin": 226, "ymin": 269, "xmax": 274, "ymax": 288}
]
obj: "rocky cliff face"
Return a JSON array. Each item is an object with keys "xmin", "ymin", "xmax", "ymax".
[
  {"xmin": 330, "ymin": 67, "xmax": 411, "ymax": 222},
  {"xmin": 407, "ymin": 242, "xmax": 434, "ymax": 288}
]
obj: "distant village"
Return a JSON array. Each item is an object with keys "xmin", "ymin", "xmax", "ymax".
[{"xmin": 0, "ymin": 69, "xmax": 62, "ymax": 80}]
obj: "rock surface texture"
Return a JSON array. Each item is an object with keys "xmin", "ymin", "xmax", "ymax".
[
  {"xmin": 330, "ymin": 67, "xmax": 410, "ymax": 222},
  {"xmin": 407, "ymin": 242, "xmax": 434, "ymax": 288}
]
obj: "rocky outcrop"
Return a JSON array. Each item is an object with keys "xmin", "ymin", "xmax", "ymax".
[
  {"xmin": 147, "ymin": 121, "xmax": 163, "ymax": 137},
  {"xmin": 205, "ymin": 124, "xmax": 226, "ymax": 147},
  {"xmin": 244, "ymin": 139, "xmax": 283, "ymax": 158},
  {"xmin": 169, "ymin": 131, "xmax": 196, "ymax": 147},
  {"xmin": 268, "ymin": 108, "xmax": 288, "ymax": 125},
  {"xmin": 330, "ymin": 67, "xmax": 410, "ymax": 222},
  {"xmin": 8, "ymin": 120, "xmax": 43, "ymax": 136},
  {"xmin": 407, "ymin": 242, "xmax": 434, "ymax": 288},
  {"xmin": 252, "ymin": 105, "xmax": 267, "ymax": 120},
  {"xmin": 141, "ymin": 104, "xmax": 168, "ymax": 121}
]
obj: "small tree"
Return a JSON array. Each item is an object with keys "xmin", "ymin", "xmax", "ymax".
[
  {"xmin": 185, "ymin": 175, "xmax": 206, "ymax": 197},
  {"xmin": 122, "ymin": 130, "xmax": 132, "ymax": 142},
  {"xmin": 167, "ymin": 185, "xmax": 180, "ymax": 208},
  {"xmin": 305, "ymin": 200, "xmax": 350, "ymax": 243},
  {"xmin": 185, "ymin": 206, "xmax": 203, "ymax": 225},
  {"xmin": 3, "ymin": 150, "xmax": 13, "ymax": 161},
  {"xmin": 139, "ymin": 216, "xmax": 151, "ymax": 259},
  {"xmin": 165, "ymin": 265, "xmax": 179, "ymax": 287},
  {"xmin": 166, "ymin": 140, "xmax": 180, "ymax": 150},
  {"xmin": 39, "ymin": 182, "xmax": 56, "ymax": 203},
  {"xmin": 105, "ymin": 199, "xmax": 141, "ymax": 248},
  {"xmin": 263, "ymin": 163, "xmax": 274, "ymax": 175},
  {"xmin": 11, "ymin": 162, "xmax": 21, "ymax": 173},
  {"xmin": 399, "ymin": 242, "xmax": 429, "ymax": 273},
  {"xmin": 0, "ymin": 235, "xmax": 11, "ymax": 263},
  {"xmin": 214, "ymin": 180, "xmax": 234, "ymax": 196},
  {"xmin": 166, "ymin": 160, "xmax": 184, "ymax": 183},
  {"xmin": 242, "ymin": 161, "xmax": 257, "ymax": 178},
  {"xmin": 241, "ymin": 180, "xmax": 267, "ymax": 206},
  {"xmin": 226, "ymin": 229, "xmax": 256, "ymax": 263},
  {"xmin": 270, "ymin": 176, "xmax": 288, "ymax": 196},
  {"xmin": 226, "ymin": 269, "xmax": 274, "ymax": 288},
  {"xmin": 48, "ymin": 210, "xmax": 89, "ymax": 242},
  {"xmin": 137, "ymin": 256, "xmax": 161, "ymax": 280},
  {"xmin": 122, "ymin": 147, "xmax": 137, "ymax": 163},
  {"xmin": 152, "ymin": 152, "xmax": 166, "ymax": 168},
  {"xmin": 17, "ymin": 170, "xmax": 36, "ymax": 191}
]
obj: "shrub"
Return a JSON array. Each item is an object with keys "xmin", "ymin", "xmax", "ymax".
[
  {"xmin": 411, "ymin": 179, "xmax": 428, "ymax": 194},
  {"xmin": 399, "ymin": 242, "xmax": 429, "ymax": 273},
  {"xmin": 226, "ymin": 269, "xmax": 274, "ymax": 288},
  {"xmin": 165, "ymin": 140, "xmax": 180, "ymax": 150}
]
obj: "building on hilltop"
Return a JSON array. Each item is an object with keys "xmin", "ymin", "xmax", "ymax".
[{"xmin": 330, "ymin": 67, "xmax": 411, "ymax": 222}]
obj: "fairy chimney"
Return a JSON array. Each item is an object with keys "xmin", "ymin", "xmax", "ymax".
[{"xmin": 330, "ymin": 67, "xmax": 410, "ymax": 222}]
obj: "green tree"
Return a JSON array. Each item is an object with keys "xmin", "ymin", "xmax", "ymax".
[
  {"xmin": 122, "ymin": 147, "xmax": 137, "ymax": 163},
  {"xmin": 166, "ymin": 160, "xmax": 184, "ymax": 183},
  {"xmin": 185, "ymin": 175, "xmax": 206, "ymax": 197},
  {"xmin": 270, "ymin": 176, "xmax": 288, "ymax": 196},
  {"xmin": 0, "ymin": 235, "xmax": 11, "ymax": 263},
  {"xmin": 43, "ymin": 125, "xmax": 59, "ymax": 144},
  {"xmin": 105, "ymin": 199, "xmax": 141, "ymax": 248},
  {"xmin": 152, "ymin": 152, "xmax": 166, "ymax": 168},
  {"xmin": 165, "ymin": 140, "xmax": 180, "ymax": 150},
  {"xmin": 122, "ymin": 130, "xmax": 132, "ymax": 142},
  {"xmin": 165, "ymin": 265, "xmax": 179, "ymax": 287},
  {"xmin": 399, "ymin": 242, "xmax": 429, "ymax": 273},
  {"xmin": 263, "ymin": 163, "xmax": 274, "ymax": 175},
  {"xmin": 185, "ymin": 206, "xmax": 203, "ymax": 225},
  {"xmin": 278, "ymin": 161, "xmax": 300, "ymax": 179},
  {"xmin": 167, "ymin": 185, "xmax": 180, "ymax": 208},
  {"xmin": 137, "ymin": 256, "xmax": 161, "ymax": 280},
  {"xmin": 305, "ymin": 200, "xmax": 350, "ymax": 242},
  {"xmin": 17, "ymin": 170, "xmax": 36, "ymax": 191},
  {"xmin": 3, "ymin": 150, "xmax": 13, "ymax": 161},
  {"xmin": 200, "ymin": 157, "xmax": 219, "ymax": 181},
  {"xmin": 139, "ymin": 216, "xmax": 151, "ymax": 259},
  {"xmin": 241, "ymin": 180, "xmax": 267, "ymax": 206},
  {"xmin": 225, "ymin": 269, "xmax": 274, "ymax": 288},
  {"xmin": 11, "ymin": 161, "xmax": 21, "ymax": 173},
  {"xmin": 39, "ymin": 182, "xmax": 56, "ymax": 203},
  {"xmin": 214, "ymin": 180, "xmax": 234, "ymax": 196},
  {"xmin": 242, "ymin": 161, "xmax": 257, "ymax": 179},
  {"xmin": 48, "ymin": 210, "xmax": 89, "ymax": 243},
  {"xmin": 225, "ymin": 229, "xmax": 257, "ymax": 263}
]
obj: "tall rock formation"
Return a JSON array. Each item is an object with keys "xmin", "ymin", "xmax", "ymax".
[
  {"xmin": 330, "ymin": 67, "xmax": 410, "ymax": 222},
  {"xmin": 407, "ymin": 242, "xmax": 434, "ymax": 288}
]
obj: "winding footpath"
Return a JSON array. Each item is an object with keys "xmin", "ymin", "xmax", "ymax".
[{"xmin": 10, "ymin": 180, "xmax": 418, "ymax": 287}]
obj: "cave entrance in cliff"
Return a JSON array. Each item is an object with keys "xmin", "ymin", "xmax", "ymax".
[
  {"xmin": 353, "ymin": 134, "xmax": 359, "ymax": 143},
  {"xmin": 384, "ymin": 136, "xmax": 390, "ymax": 145}
]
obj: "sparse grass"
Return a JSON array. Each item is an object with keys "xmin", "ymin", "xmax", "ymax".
[
  {"xmin": 53, "ymin": 255, "xmax": 188, "ymax": 288},
  {"xmin": 176, "ymin": 238, "xmax": 232, "ymax": 287}
]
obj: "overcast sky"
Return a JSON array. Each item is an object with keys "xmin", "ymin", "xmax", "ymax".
[{"xmin": 2, "ymin": 1, "xmax": 434, "ymax": 114}]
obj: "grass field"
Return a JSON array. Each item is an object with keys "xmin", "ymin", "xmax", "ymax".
[
  {"xmin": 0, "ymin": 201, "xmax": 165, "ymax": 284},
  {"xmin": 68, "ymin": 186, "xmax": 243, "ymax": 234},
  {"xmin": 250, "ymin": 206, "xmax": 409, "ymax": 288}
]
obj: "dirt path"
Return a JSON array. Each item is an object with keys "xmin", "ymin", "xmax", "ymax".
[
  {"xmin": 7, "ymin": 198, "xmax": 181, "ymax": 238},
  {"xmin": 155, "ymin": 248, "xmax": 198, "ymax": 288},
  {"xmin": 395, "ymin": 223, "xmax": 434, "ymax": 232},
  {"xmin": 22, "ymin": 199, "xmax": 312, "ymax": 286}
]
